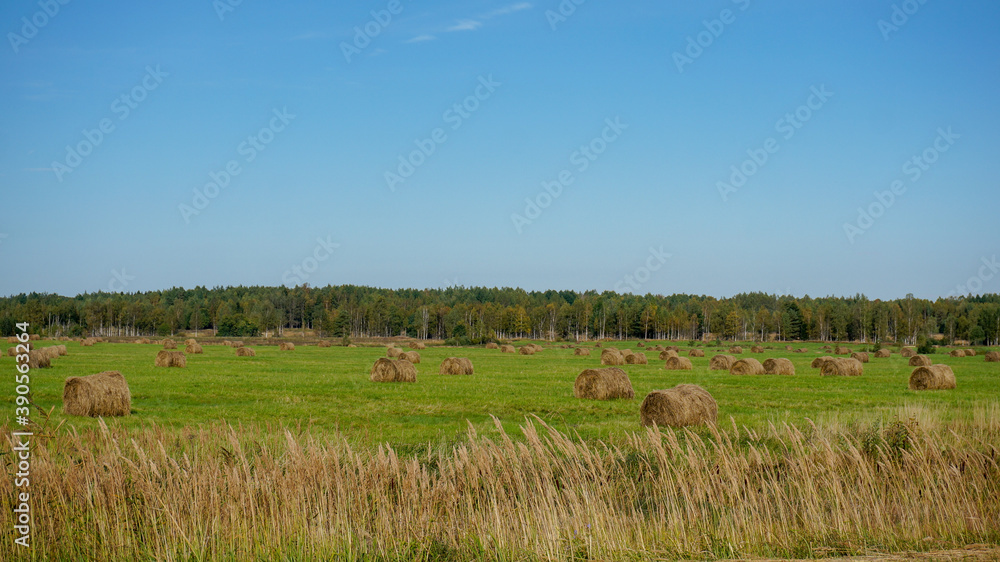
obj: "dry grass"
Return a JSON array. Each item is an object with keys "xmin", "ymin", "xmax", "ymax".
[{"xmin": 3, "ymin": 411, "xmax": 998, "ymax": 561}]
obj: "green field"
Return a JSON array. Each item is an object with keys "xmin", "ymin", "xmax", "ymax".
[{"xmin": 7, "ymin": 340, "xmax": 998, "ymax": 446}]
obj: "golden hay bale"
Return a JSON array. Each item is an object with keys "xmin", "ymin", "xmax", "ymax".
[
  {"xmin": 232, "ymin": 341, "xmax": 245, "ymax": 348},
  {"xmin": 185, "ymin": 339, "xmax": 197, "ymax": 346},
  {"xmin": 235, "ymin": 347, "xmax": 256, "ymax": 357},
  {"xmin": 730, "ymin": 358, "xmax": 764, "ymax": 375},
  {"xmin": 751, "ymin": 346, "xmax": 765, "ymax": 353},
  {"xmin": 964, "ymin": 349, "xmax": 976, "ymax": 357},
  {"xmin": 29, "ymin": 334, "xmax": 39, "ymax": 341},
  {"xmin": 659, "ymin": 350, "xmax": 679, "ymax": 360},
  {"xmin": 850, "ymin": 352, "xmax": 870, "ymax": 363},
  {"xmin": 5, "ymin": 346, "xmax": 18, "ymax": 357},
  {"xmin": 689, "ymin": 349, "xmax": 705, "ymax": 358},
  {"xmin": 486, "ymin": 342, "xmax": 500, "ymax": 350},
  {"xmin": 900, "ymin": 347, "xmax": 916, "ymax": 358},
  {"xmin": 409, "ymin": 341, "xmax": 426, "ymax": 350},
  {"xmin": 664, "ymin": 356, "xmax": 693, "ymax": 370},
  {"xmin": 909, "ymin": 364, "xmax": 956, "ymax": 391},
  {"xmin": 811, "ymin": 356, "xmax": 834, "ymax": 369},
  {"xmin": 665, "ymin": 346, "xmax": 680, "ymax": 352},
  {"xmin": 834, "ymin": 346, "xmax": 851, "ymax": 355},
  {"xmin": 820, "ymin": 357, "xmax": 863, "ymax": 377},
  {"xmin": 636, "ymin": 342, "xmax": 645, "ymax": 348},
  {"xmin": 795, "ymin": 348, "xmax": 809, "ymax": 353},
  {"xmin": 625, "ymin": 352, "xmax": 648, "ymax": 365},
  {"xmin": 574, "ymin": 368, "xmax": 634, "ymax": 400},
  {"xmin": 59, "ymin": 336, "xmax": 71, "ymax": 341},
  {"xmin": 370, "ymin": 358, "xmax": 417, "ymax": 383},
  {"xmin": 763, "ymin": 358, "xmax": 795, "ymax": 375},
  {"xmin": 709, "ymin": 354, "xmax": 736, "ymax": 370},
  {"xmin": 874, "ymin": 349, "xmax": 891, "ymax": 358},
  {"xmin": 529, "ymin": 343, "xmax": 544, "ymax": 352},
  {"xmin": 347, "ymin": 344, "xmax": 357, "ymax": 348},
  {"xmin": 387, "ymin": 347, "xmax": 403, "ymax": 358},
  {"xmin": 6, "ymin": 336, "xmax": 18, "ymax": 344},
  {"xmin": 439, "ymin": 357, "xmax": 474, "ymax": 375},
  {"xmin": 821, "ymin": 345, "xmax": 832, "ymax": 350},
  {"xmin": 785, "ymin": 345, "xmax": 794, "ymax": 351},
  {"xmin": 729, "ymin": 346, "xmax": 743, "ymax": 354},
  {"xmin": 518, "ymin": 346, "xmax": 536, "ymax": 356},
  {"xmin": 51, "ymin": 345, "xmax": 68, "ymax": 356},
  {"xmin": 17, "ymin": 350, "xmax": 51, "ymax": 369},
  {"xmin": 640, "ymin": 385, "xmax": 717, "ymax": 428},
  {"xmin": 949, "ymin": 349, "xmax": 965, "ymax": 358},
  {"xmin": 500, "ymin": 345, "xmax": 515, "ymax": 353},
  {"xmin": 652, "ymin": 345, "xmax": 664, "ymax": 351},
  {"xmin": 63, "ymin": 371, "xmax": 131, "ymax": 417},
  {"xmin": 80, "ymin": 338, "xmax": 95, "ymax": 347},
  {"xmin": 601, "ymin": 349, "xmax": 625, "ymax": 366},
  {"xmin": 908, "ymin": 355, "xmax": 932, "ymax": 367},
  {"xmin": 154, "ymin": 350, "xmax": 186, "ymax": 368},
  {"xmin": 279, "ymin": 342, "xmax": 295, "ymax": 351},
  {"xmin": 185, "ymin": 344, "xmax": 204, "ymax": 354},
  {"xmin": 594, "ymin": 342, "xmax": 602, "ymax": 348},
  {"xmin": 399, "ymin": 351, "xmax": 421, "ymax": 363},
  {"xmin": 985, "ymin": 351, "xmax": 1000, "ymax": 362},
  {"xmin": 223, "ymin": 340, "xmax": 233, "ymax": 347},
  {"xmin": 621, "ymin": 348, "xmax": 634, "ymax": 357},
  {"xmin": 317, "ymin": 340, "xmax": 333, "ymax": 348},
  {"xmin": 574, "ymin": 348, "xmax": 591, "ymax": 356},
  {"xmin": 163, "ymin": 339, "xmax": 177, "ymax": 350}
]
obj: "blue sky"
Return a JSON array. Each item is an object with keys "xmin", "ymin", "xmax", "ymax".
[{"xmin": 1, "ymin": 0, "xmax": 998, "ymax": 300}]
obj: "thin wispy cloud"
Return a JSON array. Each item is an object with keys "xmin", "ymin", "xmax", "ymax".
[
  {"xmin": 23, "ymin": 168, "xmax": 54, "ymax": 172},
  {"xmin": 444, "ymin": 2, "xmax": 532, "ymax": 33},
  {"xmin": 448, "ymin": 20, "xmax": 482, "ymax": 32},
  {"xmin": 486, "ymin": 2, "xmax": 532, "ymax": 17},
  {"xmin": 406, "ymin": 34, "xmax": 437, "ymax": 43}
]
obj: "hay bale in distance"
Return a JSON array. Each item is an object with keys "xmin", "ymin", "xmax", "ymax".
[
  {"xmin": 785, "ymin": 345, "xmax": 794, "ymax": 352},
  {"xmin": 222, "ymin": 340, "xmax": 232, "ymax": 347},
  {"xmin": 518, "ymin": 346, "xmax": 536, "ymax": 356},
  {"xmin": 640, "ymin": 385, "xmax": 717, "ymax": 428},
  {"xmin": 279, "ymin": 342, "xmax": 295, "ymax": 351},
  {"xmin": 795, "ymin": 348, "xmax": 809, "ymax": 353},
  {"xmin": 621, "ymin": 349, "xmax": 634, "ymax": 358},
  {"xmin": 574, "ymin": 348, "xmax": 591, "ymax": 356},
  {"xmin": 763, "ymin": 358, "xmax": 795, "ymax": 375},
  {"xmin": 163, "ymin": 339, "xmax": 177, "ymax": 350},
  {"xmin": 850, "ymin": 352, "xmax": 870, "ymax": 363},
  {"xmin": 729, "ymin": 346, "xmax": 743, "ymax": 354},
  {"xmin": 664, "ymin": 356, "xmax": 693, "ymax": 370},
  {"xmin": 370, "ymin": 358, "xmax": 416, "ymax": 383},
  {"xmin": 909, "ymin": 364, "xmax": 956, "ymax": 391},
  {"xmin": 439, "ymin": 357, "xmax": 474, "ymax": 375},
  {"xmin": 820, "ymin": 358, "xmax": 863, "ymax": 377},
  {"xmin": 594, "ymin": 342, "xmax": 602, "ymax": 348},
  {"xmin": 317, "ymin": 340, "xmax": 333, "ymax": 348},
  {"xmin": 574, "ymin": 367, "xmax": 634, "ymax": 400},
  {"xmin": 154, "ymin": 350, "xmax": 186, "ymax": 368},
  {"xmin": 688, "ymin": 349, "xmax": 705, "ymax": 358},
  {"xmin": 625, "ymin": 352, "xmax": 648, "ymax": 365},
  {"xmin": 232, "ymin": 341, "xmax": 245, "ymax": 348},
  {"xmin": 17, "ymin": 350, "xmax": 51, "ymax": 369},
  {"xmin": 874, "ymin": 349, "xmax": 891, "ymax": 358},
  {"xmin": 710, "ymin": 354, "xmax": 736, "ymax": 371},
  {"xmin": 900, "ymin": 348, "xmax": 916, "ymax": 358},
  {"xmin": 659, "ymin": 350, "xmax": 679, "ymax": 360},
  {"xmin": 636, "ymin": 342, "xmax": 645, "ymax": 348},
  {"xmin": 485, "ymin": 342, "xmax": 500, "ymax": 350},
  {"xmin": 730, "ymin": 358, "xmax": 764, "ymax": 375},
  {"xmin": 964, "ymin": 349, "xmax": 977, "ymax": 357},
  {"xmin": 751, "ymin": 346, "xmax": 765, "ymax": 353},
  {"xmin": 184, "ymin": 338, "xmax": 197, "ymax": 346},
  {"xmin": 665, "ymin": 346, "xmax": 680, "ymax": 352},
  {"xmin": 185, "ymin": 343, "xmax": 204, "ymax": 354},
  {"xmin": 63, "ymin": 371, "xmax": 131, "ymax": 417},
  {"xmin": 985, "ymin": 351, "xmax": 1000, "ymax": 362},
  {"xmin": 387, "ymin": 347, "xmax": 403, "ymax": 358},
  {"xmin": 811, "ymin": 356, "xmax": 834, "ymax": 369},
  {"xmin": 949, "ymin": 349, "xmax": 965, "ymax": 358},
  {"xmin": 601, "ymin": 349, "xmax": 624, "ymax": 366},
  {"xmin": 409, "ymin": 341, "xmax": 426, "ymax": 350},
  {"xmin": 399, "ymin": 351, "xmax": 421, "ymax": 363},
  {"xmin": 834, "ymin": 346, "xmax": 851, "ymax": 355},
  {"xmin": 80, "ymin": 338, "xmax": 95, "ymax": 347},
  {"xmin": 500, "ymin": 345, "xmax": 516, "ymax": 353},
  {"xmin": 909, "ymin": 355, "xmax": 932, "ymax": 367},
  {"xmin": 235, "ymin": 347, "xmax": 256, "ymax": 357}
]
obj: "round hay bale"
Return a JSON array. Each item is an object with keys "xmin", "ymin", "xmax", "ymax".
[
  {"xmin": 63, "ymin": 371, "xmax": 131, "ymax": 417},
  {"xmin": 636, "ymin": 342, "xmax": 645, "ymax": 348},
  {"xmin": 399, "ymin": 351, "xmax": 421, "ymax": 363},
  {"xmin": 665, "ymin": 346, "xmax": 680, "ymax": 352},
  {"xmin": 185, "ymin": 343, "xmax": 203, "ymax": 354},
  {"xmin": 985, "ymin": 351, "xmax": 1000, "ymax": 362},
  {"xmin": 834, "ymin": 346, "xmax": 851, "ymax": 355},
  {"xmin": 625, "ymin": 352, "xmax": 648, "ymax": 365},
  {"xmin": 371, "ymin": 358, "xmax": 416, "ymax": 383},
  {"xmin": 820, "ymin": 357, "xmax": 863, "ymax": 377},
  {"xmin": 29, "ymin": 334, "xmax": 39, "ymax": 341},
  {"xmin": 439, "ymin": 357, "xmax": 474, "ymax": 375},
  {"xmin": 900, "ymin": 347, "xmax": 916, "ymax": 358},
  {"xmin": 279, "ymin": 342, "xmax": 295, "ymax": 351},
  {"xmin": 185, "ymin": 339, "xmax": 197, "ymax": 346},
  {"xmin": 409, "ymin": 341, "xmax": 426, "ymax": 350},
  {"xmin": 874, "ymin": 349, "xmax": 891, "ymax": 358},
  {"xmin": 17, "ymin": 349, "xmax": 51, "ymax": 369},
  {"xmin": 949, "ymin": 349, "xmax": 965, "ymax": 358},
  {"xmin": 137, "ymin": 338, "xmax": 151, "ymax": 345},
  {"xmin": 163, "ymin": 339, "xmax": 177, "ymax": 350},
  {"xmin": 785, "ymin": 345, "xmax": 794, "ymax": 351},
  {"xmin": 223, "ymin": 340, "xmax": 232, "ymax": 347},
  {"xmin": 652, "ymin": 345, "xmax": 664, "ymax": 351},
  {"xmin": 730, "ymin": 358, "xmax": 764, "ymax": 375},
  {"xmin": 6, "ymin": 346, "xmax": 18, "ymax": 357},
  {"xmin": 235, "ymin": 347, "xmax": 256, "ymax": 357},
  {"xmin": 485, "ymin": 342, "xmax": 500, "ymax": 350},
  {"xmin": 751, "ymin": 346, "xmax": 765, "ymax": 353},
  {"xmin": 763, "ymin": 358, "xmax": 795, "ymax": 375},
  {"xmin": 964, "ymin": 349, "xmax": 977, "ymax": 357},
  {"xmin": 317, "ymin": 340, "xmax": 333, "ymax": 348},
  {"xmin": 154, "ymin": 350, "xmax": 186, "ymax": 368},
  {"xmin": 51, "ymin": 345, "xmax": 68, "ymax": 356},
  {"xmin": 574, "ymin": 348, "xmax": 591, "ymax": 356},
  {"xmin": 664, "ymin": 356, "xmax": 693, "ymax": 370},
  {"xmin": 811, "ymin": 356, "xmax": 834, "ymax": 369},
  {"xmin": 728, "ymin": 346, "xmax": 743, "ymax": 354},
  {"xmin": 688, "ymin": 349, "xmax": 705, "ymax": 358},
  {"xmin": 518, "ymin": 346, "xmax": 536, "ymax": 356},
  {"xmin": 594, "ymin": 342, "xmax": 602, "ymax": 348},
  {"xmin": 640, "ymin": 384, "xmax": 717, "ymax": 428},
  {"xmin": 621, "ymin": 349, "xmax": 634, "ymax": 358},
  {"xmin": 659, "ymin": 350, "xmax": 679, "ymax": 360},
  {"xmin": 709, "ymin": 354, "xmax": 736, "ymax": 371},
  {"xmin": 601, "ymin": 349, "xmax": 624, "ymax": 366},
  {"xmin": 850, "ymin": 352, "xmax": 870, "ymax": 363},
  {"xmin": 908, "ymin": 355, "xmax": 932, "ymax": 367},
  {"xmin": 500, "ymin": 345, "xmax": 516, "ymax": 353},
  {"xmin": 231, "ymin": 341, "xmax": 245, "ymax": 348},
  {"xmin": 6, "ymin": 336, "xmax": 18, "ymax": 344},
  {"xmin": 59, "ymin": 336, "xmax": 70, "ymax": 342},
  {"xmin": 909, "ymin": 364, "xmax": 956, "ymax": 391},
  {"xmin": 795, "ymin": 348, "xmax": 809, "ymax": 353},
  {"xmin": 387, "ymin": 347, "xmax": 403, "ymax": 358},
  {"xmin": 347, "ymin": 344, "xmax": 357, "ymax": 348},
  {"xmin": 80, "ymin": 338, "xmax": 95, "ymax": 347},
  {"xmin": 529, "ymin": 343, "xmax": 544, "ymax": 352},
  {"xmin": 574, "ymin": 367, "xmax": 634, "ymax": 400}
]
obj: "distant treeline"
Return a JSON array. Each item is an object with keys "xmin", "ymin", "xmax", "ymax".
[{"xmin": 1, "ymin": 286, "xmax": 998, "ymax": 345}]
